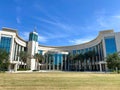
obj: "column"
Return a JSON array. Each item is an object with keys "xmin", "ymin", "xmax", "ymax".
[
  {"xmin": 57, "ymin": 55, "xmax": 59, "ymax": 70},
  {"xmin": 61, "ymin": 55, "xmax": 63, "ymax": 71},
  {"xmin": 49, "ymin": 57, "xmax": 50, "ymax": 70},
  {"xmin": 65, "ymin": 55, "xmax": 66, "ymax": 71},
  {"xmin": 68, "ymin": 59, "xmax": 69, "ymax": 71},
  {"xmin": 46, "ymin": 55, "xmax": 48, "ymax": 70},
  {"xmin": 8, "ymin": 64, "xmax": 11, "ymax": 72},
  {"xmin": 105, "ymin": 63, "xmax": 108, "ymax": 72},
  {"xmin": 38, "ymin": 64, "xmax": 40, "ymax": 70},
  {"xmin": 99, "ymin": 63, "xmax": 102, "ymax": 72},
  {"xmin": 49, "ymin": 57, "xmax": 51, "ymax": 70},
  {"xmin": 14, "ymin": 64, "xmax": 17, "ymax": 72},
  {"xmin": 53, "ymin": 55, "xmax": 55, "ymax": 70}
]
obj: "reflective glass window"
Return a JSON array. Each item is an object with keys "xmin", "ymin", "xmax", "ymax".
[
  {"xmin": 105, "ymin": 36, "xmax": 117, "ymax": 55},
  {"xmin": 0, "ymin": 36, "xmax": 12, "ymax": 52}
]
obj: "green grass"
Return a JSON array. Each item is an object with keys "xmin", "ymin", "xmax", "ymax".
[{"xmin": 0, "ymin": 72, "xmax": 120, "ymax": 90}]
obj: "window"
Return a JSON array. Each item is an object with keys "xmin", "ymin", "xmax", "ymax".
[
  {"xmin": 47, "ymin": 54, "xmax": 63, "ymax": 65},
  {"xmin": 29, "ymin": 33, "xmax": 38, "ymax": 42},
  {"xmin": 72, "ymin": 50, "xmax": 76, "ymax": 55},
  {"xmin": 77, "ymin": 50, "xmax": 81, "ymax": 54},
  {"xmin": 38, "ymin": 50, "xmax": 43, "ymax": 55},
  {"xmin": 105, "ymin": 36, "xmax": 117, "ymax": 55},
  {"xmin": 0, "ymin": 36, "xmax": 12, "ymax": 52}
]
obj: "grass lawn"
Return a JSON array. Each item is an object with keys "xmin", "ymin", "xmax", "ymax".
[{"xmin": 0, "ymin": 72, "xmax": 120, "ymax": 90}]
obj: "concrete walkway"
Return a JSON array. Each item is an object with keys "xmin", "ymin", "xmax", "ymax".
[{"xmin": 6, "ymin": 70, "xmax": 109, "ymax": 74}]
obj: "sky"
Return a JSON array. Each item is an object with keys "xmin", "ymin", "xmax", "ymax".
[{"xmin": 0, "ymin": 0, "xmax": 120, "ymax": 46}]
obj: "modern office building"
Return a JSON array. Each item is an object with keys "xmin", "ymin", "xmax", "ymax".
[{"xmin": 0, "ymin": 27, "xmax": 120, "ymax": 72}]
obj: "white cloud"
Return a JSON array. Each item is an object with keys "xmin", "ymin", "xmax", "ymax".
[
  {"xmin": 36, "ymin": 18, "xmax": 72, "ymax": 31},
  {"xmin": 112, "ymin": 15, "xmax": 120, "ymax": 19},
  {"xmin": 33, "ymin": 9, "xmax": 120, "ymax": 46},
  {"xmin": 69, "ymin": 37, "xmax": 94, "ymax": 45},
  {"xmin": 96, "ymin": 14, "xmax": 120, "ymax": 32},
  {"xmin": 38, "ymin": 35, "xmax": 47, "ymax": 43}
]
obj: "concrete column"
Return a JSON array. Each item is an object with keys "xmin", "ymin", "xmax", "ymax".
[
  {"xmin": 99, "ymin": 63, "xmax": 102, "ymax": 72},
  {"xmin": 65, "ymin": 55, "xmax": 66, "ymax": 71},
  {"xmin": 35, "ymin": 61, "xmax": 38, "ymax": 70},
  {"xmin": 105, "ymin": 63, "xmax": 108, "ymax": 72},
  {"xmin": 10, "ymin": 36, "xmax": 15, "ymax": 62},
  {"xmin": 49, "ymin": 59, "xmax": 50, "ymax": 70},
  {"xmin": 38, "ymin": 64, "xmax": 40, "ymax": 71},
  {"xmin": 53, "ymin": 56, "xmax": 55, "ymax": 70},
  {"xmin": 61, "ymin": 56, "xmax": 63, "ymax": 71},
  {"xmin": 31, "ymin": 59, "xmax": 36, "ymax": 70},
  {"xmin": 8, "ymin": 64, "xmax": 11, "ymax": 72},
  {"xmin": 14, "ymin": 64, "xmax": 17, "ymax": 72},
  {"xmin": 68, "ymin": 59, "xmax": 69, "ymax": 71},
  {"xmin": 46, "ymin": 55, "xmax": 48, "ymax": 70},
  {"xmin": 57, "ymin": 55, "xmax": 59, "ymax": 70},
  {"xmin": 49, "ymin": 56, "xmax": 51, "ymax": 70}
]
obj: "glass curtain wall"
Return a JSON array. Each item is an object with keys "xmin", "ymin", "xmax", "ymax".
[{"xmin": 0, "ymin": 36, "xmax": 12, "ymax": 52}]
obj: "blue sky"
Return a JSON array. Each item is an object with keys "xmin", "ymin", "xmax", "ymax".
[{"xmin": 0, "ymin": 0, "xmax": 120, "ymax": 46}]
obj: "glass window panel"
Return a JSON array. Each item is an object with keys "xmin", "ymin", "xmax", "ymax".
[
  {"xmin": 0, "ymin": 36, "xmax": 11, "ymax": 52},
  {"xmin": 105, "ymin": 37, "xmax": 117, "ymax": 55}
]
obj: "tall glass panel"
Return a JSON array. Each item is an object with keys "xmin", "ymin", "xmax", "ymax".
[
  {"xmin": 0, "ymin": 36, "xmax": 12, "ymax": 52},
  {"xmin": 73, "ymin": 50, "xmax": 76, "ymax": 55},
  {"xmin": 77, "ymin": 50, "xmax": 81, "ymax": 54},
  {"xmin": 29, "ymin": 32, "xmax": 38, "ymax": 42},
  {"xmin": 105, "ymin": 36, "xmax": 117, "ymax": 55}
]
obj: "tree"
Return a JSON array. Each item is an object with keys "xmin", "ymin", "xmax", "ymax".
[
  {"xmin": 78, "ymin": 53, "xmax": 85, "ymax": 71},
  {"xmin": 84, "ymin": 52, "xmax": 89, "ymax": 70},
  {"xmin": 106, "ymin": 53, "xmax": 120, "ymax": 73},
  {"xmin": 18, "ymin": 51, "xmax": 30, "ymax": 69},
  {"xmin": 87, "ymin": 50, "xmax": 96, "ymax": 71},
  {"xmin": 34, "ymin": 53, "xmax": 44, "ymax": 70},
  {"xmin": 0, "ymin": 49, "xmax": 10, "ymax": 71},
  {"xmin": 67, "ymin": 53, "xmax": 74, "ymax": 71},
  {"xmin": 72, "ymin": 54, "xmax": 79, "ymax": 71}
]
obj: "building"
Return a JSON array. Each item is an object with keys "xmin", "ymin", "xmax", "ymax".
[{"xmin": 0, "ymin": 27, "xmax": 120, "ymax": 72}]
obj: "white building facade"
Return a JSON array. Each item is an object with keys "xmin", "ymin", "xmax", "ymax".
[{"xmin": 0, "ymin": 27, "xmax": 120, "ymax": 72}]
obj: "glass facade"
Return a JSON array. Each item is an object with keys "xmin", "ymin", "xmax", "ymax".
[
  {"xmin": 38, "ymin": 50, "xmax": 43, "ymax": 55},
  {"xmin": 73, "ymin": 50, "xmax": 76, "ymax": 55},
  {"xmin": 54, "ymin": 54, "xmax": 63, "ymax": 65},
  {"xmin": 105, "ymin": 36, "xmax": 117, "ymax": 55},
  {"xmin": 29, "ymin": 32, "xmax": 38, "ymax": 42},
  {"xmin": 44, "ymin": 53, "xmax": 65, "ymax": 70},
  {"xmin": 0, "ymin": 36, "xmax": 12, "ymax": 52}
]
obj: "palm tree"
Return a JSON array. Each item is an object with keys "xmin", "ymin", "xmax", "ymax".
[
  {"xmin": 34, "ymin": 53, "xmax": 44, "ymax": 70},
  {"xmin": 78, "ymin": 53, "xmax": 84, "ymax": 71},
  {"xmin": 73, "ymin": 54, "xmax": 79, "ymax": 71},
  {"xmin": 67, "ymin": 53, "xmax": 74, "ymax": 71},
  {"xmin": 18, "ymin": 51, "xmax": 30, "ymax": 69},
  {"xmin": 84, "ymin": 52, "xmax": 89, "ymax": 70},
  {"xmin": 87, "ymin": 50, "xmax": 96, "ymax": 71}
]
